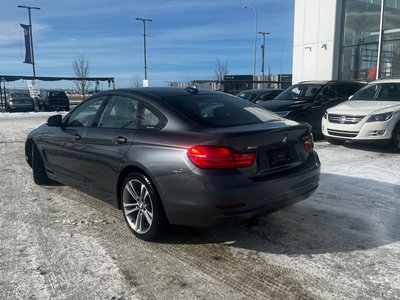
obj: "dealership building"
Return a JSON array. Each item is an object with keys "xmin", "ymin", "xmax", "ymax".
[{"xmin": 293, "ymin": 0, "xmax": 400, "ymax": 84}]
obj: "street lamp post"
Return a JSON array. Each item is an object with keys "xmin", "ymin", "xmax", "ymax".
[
  {"xmin": 258, "ymin": 31, "xmax": 270, "ymax": 87},
  {"xmin": 242, "ymin": 5, "xmax": 258, "ymax": 89},
  {"xmin": 18, "ymin": 5, "xmax": 40, "ymax": 78},
  {"xmin": 136, "ymin": 17, "xmax": 152, "ymax": 87}
]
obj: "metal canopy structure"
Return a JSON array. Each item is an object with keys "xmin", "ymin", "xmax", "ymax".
[
  {"xmin": 0, "ymin": 75, "xmax": 115, "ymax": 107},
  {"xmin": 0, "ymin": 75, "xmax": 115, "ymax": 83}
]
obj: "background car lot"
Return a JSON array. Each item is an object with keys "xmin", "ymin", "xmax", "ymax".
[
  {"xmin": 236, "ymin": 88, "xmax": 284, "ymax": 103},
  {"xmin": 1, "ymin": 112, "xmax": 399, "ymax": 299},
  {"xmin": 5, "ymin": 92, "xmax": 35, "ymax": 112}
]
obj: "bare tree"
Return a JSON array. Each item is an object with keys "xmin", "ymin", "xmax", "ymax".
[
  {"xmin": 214, "ymin": 58, "xmax": 229, "ymax": 90},
  {"xmin": 73, "ymin": 55, "xmax": 92, "ymax": 100},
  {"xmin": 131, "ymin": 74, "xmax": 143, "ymax": 88}
]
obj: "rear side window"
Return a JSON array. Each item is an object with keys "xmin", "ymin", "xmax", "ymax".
[
  {"xmin": 164, "ymin": 94, "xmax": 279, "ymax": 127},
  {"xmin": 99, "ymin": 96, "xmax": 138, "ymax": 129}
]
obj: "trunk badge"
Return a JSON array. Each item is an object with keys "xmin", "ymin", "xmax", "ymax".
[{"xmin": 247, "ymin": 145, "xmax": 258, "ymax": 150}]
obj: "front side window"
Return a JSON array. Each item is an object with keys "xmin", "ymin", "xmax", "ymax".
[
  {"xmin": 320, "ymin": 85, "xmax": 338, "ymax": 100},
  {"xmin": 67, "ymin": 96, "xmax": 108, "ymax": 127},
  {"xmin": 351, "ymin": 84, "xmax": 379, "ymax": 100},
  {"xmin": 275, "ymin": 84, "xmax": 322, "ymax": 101}
]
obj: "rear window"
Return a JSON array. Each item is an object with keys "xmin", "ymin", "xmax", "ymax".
[
  {"xmin": 11, "ymin": 93, "xmax": 30, "ymax": 98},
  {"xmin": 163, "ymin": 94, "xmax": 280, "ymax": 127},
  {"xmin": 49, "ymin": 91, "xmax": 67, "ymax": 98}
]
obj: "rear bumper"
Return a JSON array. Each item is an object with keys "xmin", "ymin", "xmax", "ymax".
[
  {"xmin": 155, "ymin": 151, "xmax": 321, "ymax": 227},
  {"xmin": 7, "ymin": 105, "xmax": 35, "ymax": 112},
  {"xmin": 44, "ymin": 101, "xmax": 69, "ymax": 111}
]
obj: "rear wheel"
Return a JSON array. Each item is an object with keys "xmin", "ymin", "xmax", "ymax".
[
  {"xmin": 32, "ymin": 144, "xmax": 50, "ymax": 185},
  {"xmin": 121, "ymin": 172, "xmax": 167, "ymax": 240},
  {"xmin": 326, "ymin": 137, "xmax": 345, "ymax": 145},
  {"xmin": 391, "ymin": 124, "xmax": 400, "ymax": 153}
]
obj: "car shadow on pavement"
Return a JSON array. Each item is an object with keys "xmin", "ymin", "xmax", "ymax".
[
  {"xmin": 161, "ymin": 173, "xmax": 400, "ymax": 255},
  {"xmin": 336, "ymin": 141, "xmax": 394, "ymax": 154}
]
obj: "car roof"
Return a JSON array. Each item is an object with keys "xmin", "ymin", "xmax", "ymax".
[
  {"xmin": 369, "ymin": 78, "xmax": 400, "ymax": 84},
  {"xmin": 298, "ymin": 80, "xmax": 364, "ymax": 85},
  {"xmin": 240, "ymin": 88, "xmax": 282, "ymax": 92},
  {"xmin": 98, "ymin": 87, "xmax": 226, "ymax": 100}
]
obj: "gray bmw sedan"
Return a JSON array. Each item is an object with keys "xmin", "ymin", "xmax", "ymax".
[{"xmin": 25, "ymin": 87, "xmax": 320, "ymax": 240}]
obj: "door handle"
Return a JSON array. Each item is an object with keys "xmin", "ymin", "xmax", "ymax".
[
  {"xmin": 73, "ymin": 134, "xmax": 81, "ymax": 141},
  {"xmin": 113, "ymin": 136, "xmax": 127, "ymax": 144}
]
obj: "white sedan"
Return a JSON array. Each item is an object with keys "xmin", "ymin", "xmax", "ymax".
[{"xmin": 322, "ymin": 78, "xmax": 400, "ymax": 152}]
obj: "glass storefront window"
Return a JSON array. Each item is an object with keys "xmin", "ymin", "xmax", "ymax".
[
  {"xmin": 380, "ymin": 40, "xmax": 400, "ymax": 78},
  {"xmin": 340, "ymin": 44, "xmax": 378, "ymax": 81},
  {"xmin": 383, "ymin": 1, "xmax": 400, "ymax": 41},
  {"xmin": 340, "ymin": 0, "xmax": 400, "ymax": 81},
  {"xmin": 342, "ymin": 0, "xmax": 381, "ymax": 46}
]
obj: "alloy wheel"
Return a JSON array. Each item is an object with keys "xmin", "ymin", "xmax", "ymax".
[{"xmin": 122, "ymin": 179, "xmax": 154, "ymax": 234}]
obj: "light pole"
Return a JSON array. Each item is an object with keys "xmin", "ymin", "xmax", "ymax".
[
  {"xmin": 242, "ymin": 5, "xmax": 257, "ymax": 88},
  {"xmin": 258, "ymin": 31, "xmax": 270, "ymax": 86},
  {"xmin": 136, "ymin": 17, "xmax": 152, "ymax": 87},
  {"xmin": 18, "ymin": 5, "xmax": 40, "ymax": 78}
]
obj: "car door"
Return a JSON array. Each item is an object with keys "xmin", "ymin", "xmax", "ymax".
[
  {"xmin": 77, "ymin": 95, "xmax": 139, "ymax": 195},
  {"xmin": 44, "ymin": 95, "xmax": 109, "ymax": 181}
]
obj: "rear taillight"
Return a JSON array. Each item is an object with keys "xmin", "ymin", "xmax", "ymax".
[
  {"xmin": 187, "ymin": 146, "xmax": 256, "ymax": 169},
  {"xmin": 303, "ymin": 134, "xmax": 314, "ymax": 152}
]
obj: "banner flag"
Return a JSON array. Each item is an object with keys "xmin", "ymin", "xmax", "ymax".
[{"xmin": 20, "ymin": 24, "xmax": 33, "ymax": 64}]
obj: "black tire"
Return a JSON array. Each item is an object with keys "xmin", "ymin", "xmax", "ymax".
[
  {"xmin": 325, "ymin": 137, "xmax": 345, "ymax": 145},
  {"xmin": 32, "ymin": 144, "xmax": 50, "ymax": 185},
  {"xmin": 391, "ymin": 124, "xmax": 400, "ymax": 153},
  {"xmin": 121, "ymin": 172, "xmax": 168, "ymax": 241}
]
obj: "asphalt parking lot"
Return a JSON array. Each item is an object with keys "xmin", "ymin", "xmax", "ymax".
[{"xmin": 0, "ymin": 112, "xmax": 399, "ymax": 299}]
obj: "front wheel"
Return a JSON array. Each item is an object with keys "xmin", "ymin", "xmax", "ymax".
[
  {"xmin": 391, "ymin": 124, "xmax": 400, "ymax": 153},
  {"xmin": 121, "ymin": 172, "xmax": 167, "ymax": 240},
  {"xmin": 32, "ymin": 144, "xmax": 50, "ymax": 185}
]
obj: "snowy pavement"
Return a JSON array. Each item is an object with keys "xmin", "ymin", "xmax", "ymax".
[{"xmin": 0, "ymin": 111, "xmax": 399, "ymax": 299}]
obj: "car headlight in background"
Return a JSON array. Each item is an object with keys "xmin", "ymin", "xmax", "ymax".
[
  {"xmin": 323, "ymin": 111, "xmax": 328, "ymax": 119},
  {"xmin": 366, "ymin": 112, "xmax": 393, "ymax": 122},
  {"xmin": 275, "ymin": 111, "xmax": 291, "ymax": 118}
]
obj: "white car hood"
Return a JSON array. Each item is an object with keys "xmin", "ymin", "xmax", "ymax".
[{"xmin": 328, "ymin": 100, "xmax": 400, "ymax": 115}]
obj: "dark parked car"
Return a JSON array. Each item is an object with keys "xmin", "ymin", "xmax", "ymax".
[
  {"xmin": 25, "ymin": 87, "xmax": 320, "ymax": 240},
  {"xmin": 236, "ymin": 88, "xmax": 284, "ymax": 103},
  {"xmin": 258, "ymin": 80, "xmax": 365, "ymax": 134},
  {"xmin": 5, "ymin": 92, "xmax": 35, "ymax": 112},
  {"xmin": 37, "ymin": 90, "xmax": 70, "ymax": 111}
]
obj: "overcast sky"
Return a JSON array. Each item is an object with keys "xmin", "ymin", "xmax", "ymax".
[{"xmin": 0, "ymin": 0, "xmax": 294, "ymax": 89}]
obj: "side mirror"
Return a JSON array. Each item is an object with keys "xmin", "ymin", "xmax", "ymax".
[{"xmin": 47, "ymin": 114, "xmax": 63, "ymax": 127}]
